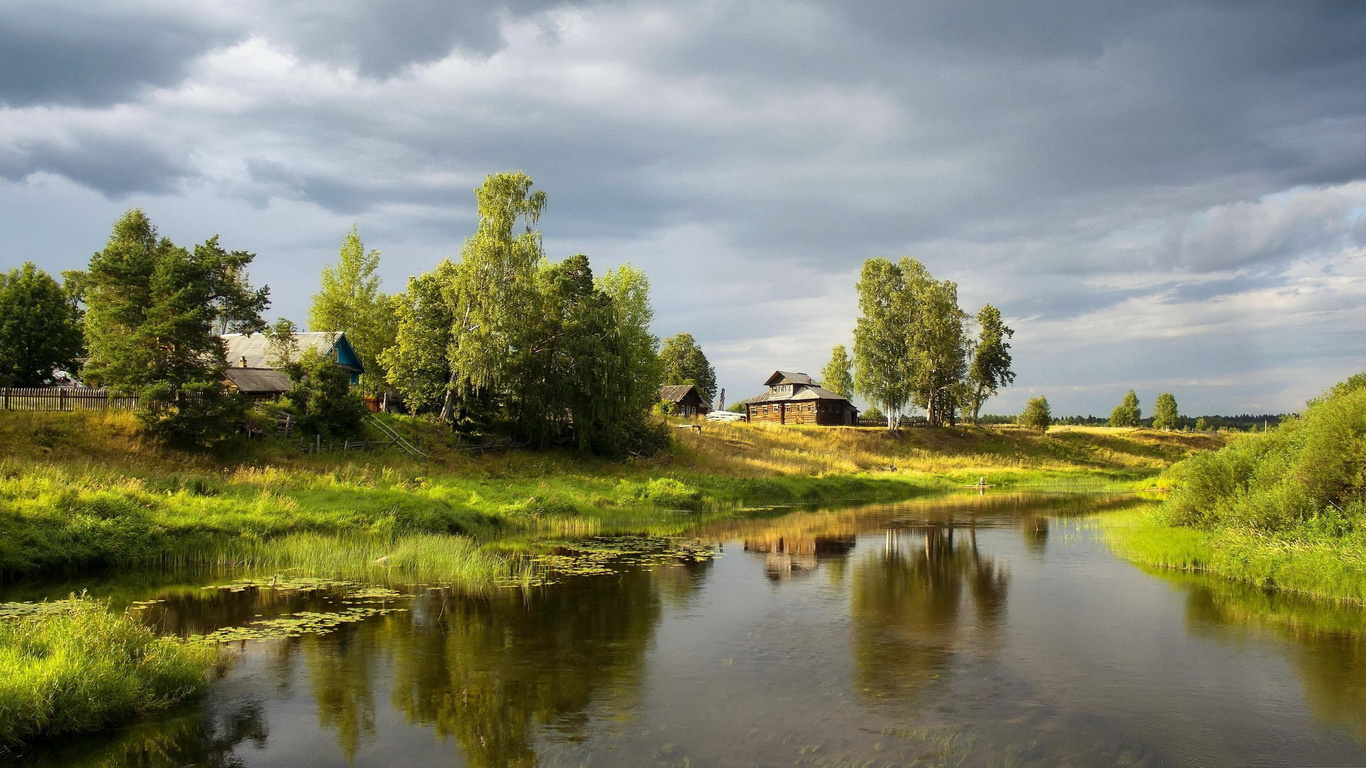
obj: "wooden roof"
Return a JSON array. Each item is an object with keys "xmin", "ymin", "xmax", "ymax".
[
  {"xmin": 221, "ymin": 332, "xmax": 364, "ymax": 373},
  {"xmin": 222, "ymin": 367, "xmax": 292, "ymax": 394},
  {"xmin": 659, "ymin": 384, "xmax": 702, "ymax": 403},
  {"xmin": 765, "ymin": 370, "xmax": 818, "ymax": 387}
]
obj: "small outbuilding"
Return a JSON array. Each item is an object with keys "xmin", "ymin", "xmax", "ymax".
[
  {"xmin": 659, "ymin": 384, "xmax": 711, "ymax": 417},
  {"xmin": 744, "ymin": 371, "xmax": 859, "ymax": 426}
]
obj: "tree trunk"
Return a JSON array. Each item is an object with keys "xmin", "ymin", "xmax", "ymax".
[{"xmin": 437, "ymin": 371, "xmax": 458, "ymax": 422}]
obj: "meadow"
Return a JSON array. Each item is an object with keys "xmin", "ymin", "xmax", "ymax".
[{"xmin": 0, "ymin": 410, "xmax": 1222, "ymax": 580}]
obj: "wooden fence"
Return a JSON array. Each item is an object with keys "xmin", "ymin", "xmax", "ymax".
[{"xmin": 0, "ymin": 387, "xmax": 139, "ymax": 412}]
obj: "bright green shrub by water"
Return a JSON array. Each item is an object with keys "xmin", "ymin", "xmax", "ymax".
[
  {"xmin": 1162, "ymin": 383, "xmax": 1366, "ymax": 534},
  {"xmin": 0, "ymin": 596, "xmax": 216, "ymax": 747}
]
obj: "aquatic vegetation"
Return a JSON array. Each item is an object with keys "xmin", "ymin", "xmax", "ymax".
[
  {"xmin": 0, "ymin": 594, "xmax": 216, "ymax": 748},
  {"xmin": 193, "ymin": 607, "xmax": 408, "ymax": 644}
]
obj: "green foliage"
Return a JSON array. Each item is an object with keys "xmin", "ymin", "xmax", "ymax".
[
  {"xmin": 853, "ymin": 257, "xmax": 976, "ymax": 428},
  {"xmin": 862, "ymin": 404, "xmax": 886, "ymax": 422},
  {"xmin": 280, "ymin": 349, "xmax": 367, "ymax": 437},
  {"xmin": 0, "ymin": 263, "xmax": 84, "ymax": 386},
  {"xmin": 658, "ymin": 332, "xmax": 717, "ymax": 404},
  {"xmin": 1152, "ymin": 392, "xmax": 1179, "ymax": 430},
  {"xmin": 1019, "ymin": 396, "xmax": 1051, "ymax": 431},
  {"xmin": 137, "ymin": 380, "xmax": 247, "ymax": 448},
  {"xmin": 967, "ymin": 304, "xmax": 1014, "ymax": 424},
  {"xmin": 1195, "ymin": 416, "xmax": 1210, "ymax": 432},
  {"xmin": 1162, "ymin": 376, "xmax": 1366, "ymax": 536},
  {"xmin": 821, "ymin": 344, "xmax": 854, "ymax": 398},
  {"xmin": 0, "ymin": 595, "xmax": 213, "ymax": 747},
  {"xmin": 82, "ymin": 210, "xmax": 268, "ymax": 446},
  {"xmin": 380, "ymin": 174, "xmax": 664, "ymax": 457},
  {"xmin": 308, "ymin": 226, "xmax": 398, "ymax": 397},
  {"xmin": 1110, "ymin": 390, "xmax": 1141, "ymax": 427}
]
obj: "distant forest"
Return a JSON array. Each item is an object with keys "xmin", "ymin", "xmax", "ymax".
[{"xmin": 977, "ymin": 413, "xmax": 1290, "ymax": 431}]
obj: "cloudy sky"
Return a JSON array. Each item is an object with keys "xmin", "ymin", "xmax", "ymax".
[{"xmin": 2, "ymin": 1, "xmax": 1364, "ymax": 416}]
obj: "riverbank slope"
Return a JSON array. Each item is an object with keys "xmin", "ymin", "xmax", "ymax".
[{"xmin": 0, "ymin": 411, "xmax": 1223, "ymax": 579}]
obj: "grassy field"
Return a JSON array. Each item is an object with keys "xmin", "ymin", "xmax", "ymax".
[{"xmin": 0, "ymin": 411, "xmax": 1222, "ymax": 580}]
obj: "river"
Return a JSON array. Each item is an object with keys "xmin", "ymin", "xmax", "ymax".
[{"xmin": 9, "ymin": 492, "xmax": 1366, "ymax": 767}]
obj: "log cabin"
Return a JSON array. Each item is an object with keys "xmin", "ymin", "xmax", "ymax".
[
  {"xmin": 743, "ymin": 371, "xmax": 859, "ymax": 426},
  {"xmin": 659, "ymin": 384, "xmax": 711, "ymax": 416}
]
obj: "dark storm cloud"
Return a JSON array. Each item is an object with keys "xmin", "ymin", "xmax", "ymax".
[
  {"xmin": 0, "ymin": 3, "xmax": 235, "ymax": 108},
  {"xmin": 2, "ymin": 0, "xmax": 1365, "ymax": 412}
]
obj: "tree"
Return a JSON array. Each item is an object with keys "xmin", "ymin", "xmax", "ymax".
[
  {"xmin": 821, "ymin": 345, "xmax": 854, "ymax": 398},
  {"xmin": 1152, "ymin": 392, "xmax": 1179, "ymax": 430},
  {"xmin": 381, "ymin": 266, "xmax": 456, "ymax": 415},
  {"xmin": 0, "ymin": 263, "xmax": 84, "ymax": 386},
  {"xmin": 853, "ymin": 258, "xmax": 914, "ymax": 430},
  {"xmin": 308, "ymin": 226, "xmax": 397, "ymax": 396},
  {"xmin": 658, "ymin": 333, "xmax": 716, "ymax": 404},
  {"xmin": 1110, "ymin": 390, "xmax": 1141, "ymax": 428},
  {"xmin": 280, "ymin": 348, "xmax": 367, "ymax": 437},
  {"xmin": 597, "ymin": 263, "xmax": 664, "ymax": 421},
  {"xmin": 1019, "ymin": 396, "xmax": 1051, "ymax": 431},
  {"xmin": 1194, "ymin": 416, "xmax": 1210, "ymax": 432},
  {"xmin": 967, "ymin": 304, "xmax": 1015, "ymax": 424},
  {"xmin": 83, "ymin": 209, "xmax": 269, "ymax": 446}
]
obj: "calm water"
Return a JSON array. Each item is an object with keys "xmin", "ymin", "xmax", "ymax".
[{"xmin": 12, "ymin": 493, "xmax": 1366, "ymax": 767}]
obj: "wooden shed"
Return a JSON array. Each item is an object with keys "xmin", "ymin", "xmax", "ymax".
[
  {"xmin": 659, "ymin": 384, "xmax": 711, "ymax": 417},
  {"xmin": 221, "ymin": 366, "xmax": 292, "ymax": 401},
  {"xmin": 743, "ymin": 371, "xmax": 859, "ymax": 426}
]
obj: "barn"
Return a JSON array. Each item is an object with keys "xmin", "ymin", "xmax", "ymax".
[{"xmin": 743, "ymin": 371, "xmax": 859, "ymax": 426}]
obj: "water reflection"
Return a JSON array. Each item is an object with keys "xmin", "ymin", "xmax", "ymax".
[
  {"xmin": 1177, "ymin": 574, "xmax": 1366, "ymax": 742},
  {"xmin": 852, "ymin": 525, "xmax": 1009, "ymax": 704},
  {"xmin": 9, "ymin": 493, "xmax": 1366, "ymax": 767}
]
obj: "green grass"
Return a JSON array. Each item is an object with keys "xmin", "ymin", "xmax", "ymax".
[
  {"xmin": 0, "ymin": 411, "xmax": 1222, "ymax": 580},
  {"xmin": 0, "ymin": 595, "xmax": 216, "ymax": 748},
  {"xmin": 1103, "ymin": 377, "xmax": 1366, "ymax": 603},
  {"xmin": 1102, "ymin": 507, "xmax": 1366, "ymax": 604}
]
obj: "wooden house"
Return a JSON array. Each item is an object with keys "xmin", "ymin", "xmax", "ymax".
[
  {"xmin": 221, "ymin": 332, "xmax": 364, "ymax": 386},
  {"xmin": 218, "ymin": 331, "xmax": 364, "ymax": 401},
  {"xmin": 744, "ymin": 371, "xmax": 859, "ymax": 426},
  {"xmin": 659, "ymin": 384, "xmax": 711, "ymax": 417}
]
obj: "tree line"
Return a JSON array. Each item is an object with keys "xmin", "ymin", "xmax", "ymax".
[{"xmin": 8, "ymin": 172, "xmax": 706, "ymax": 455}]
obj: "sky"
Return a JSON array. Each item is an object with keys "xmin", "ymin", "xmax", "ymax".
[{"xmin": 2, "ymin": 1, "xmax": 1364, "ymax": 417}]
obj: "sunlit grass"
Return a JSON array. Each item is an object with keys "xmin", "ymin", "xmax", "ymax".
[{"xmin": 0, "ymin": 595, "xmax": 216, "ymax": 748}]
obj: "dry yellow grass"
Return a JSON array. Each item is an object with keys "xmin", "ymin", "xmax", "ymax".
[{"xmin": 664, "ymin": 421, "xmax": 1225, "ymax": 481}]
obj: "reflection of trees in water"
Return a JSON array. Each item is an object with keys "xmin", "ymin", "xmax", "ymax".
[
  {"xmin": 851, "ymin": 525, "xmax": 1009, "ymax": 704},
  {"xmin": 385, "ymin": 567, "xmax": 663, "ymax": 768},
  {"xmin": 1019, "ymin": 515, "xmax": 1048, "ymax": 556},
  {"xmin": 652, "ymin": 555, "xmax": 716, "ymax": 607},
  {"xmin": 744, "ymin": 534, "xmax": 857, "ymax": 581},
  {"xmin": 302, "ymin": 622, "xmax": 387, "ymax": 761},
  {"xmin": 1181, "ymin": 578, "xmax": 1366, "ymax": 742},
  {"xmin": 13, "ymin": 700, "xmax": 269, "ymax": 768}
]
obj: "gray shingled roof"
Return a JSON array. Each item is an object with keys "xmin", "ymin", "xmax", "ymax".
[
  {"xmin": 765, "ymin": 370, "xmax": 818, "ymax": 386},
  {"xmin": 221, "ymin": 332, "xmax": 359, "ymax": 371},
  {"xmin": 659, "ymin": 384, "xmax": 701, "ymax": 402},
  {"xmin": 744, "ymin": 384, "xmax": 855, "ymax": 405},
  {"xmin": 222, "ymin": 367, "xmax": 292, "ymax": 394}
]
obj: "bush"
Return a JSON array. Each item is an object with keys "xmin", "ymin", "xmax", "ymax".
[
  {"xmin": 280, "ymin": 349, "xmax": 367, "ymax": 437},
  {"xmin": 136, "ymin": 381, "xmax": 246, "ymax": 448},
  {"xmin": 1018, "ymin": 396, "xmax": 1051, "ymax": 431},
  {"xmin": 0, "ymin": 596, "xmax": 215, "ymax": 747},
  {"xmin": 1162, "ymin": 376, "xmax": 1366, "ymax": 535}
]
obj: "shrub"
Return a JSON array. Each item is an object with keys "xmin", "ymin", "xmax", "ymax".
[
  {"xmin": 1018, "ymin": 396, "xmax": 1051, "ymax": 431},
  {"xmin": 280, "ymin": 349, "xmax": 367, "ymax": 437},
  {"xmin": 1162, "ymin": 376, "xmax": 1366, "ymax": 535}
]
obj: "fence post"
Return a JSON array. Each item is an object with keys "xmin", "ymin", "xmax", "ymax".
[
  {"xmin": 58, "ymin": 389, "xmax": 66, "ymax": 411},
  {"xmin": 2, "ymin": 388, "xmax": 6, "ymax": 411}
]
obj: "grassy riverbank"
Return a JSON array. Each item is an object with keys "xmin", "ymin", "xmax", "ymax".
[
  {"xmin": 0, "ymin": 595, "xmax": 215, "ymax": 749},
  {"xmin": 1104, "ymin": 379, "xmax": 1366, "ymax": 603},
  {"xmin": 0, "ymin": 411, "xmax": 1222, "ymax": 580}
]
